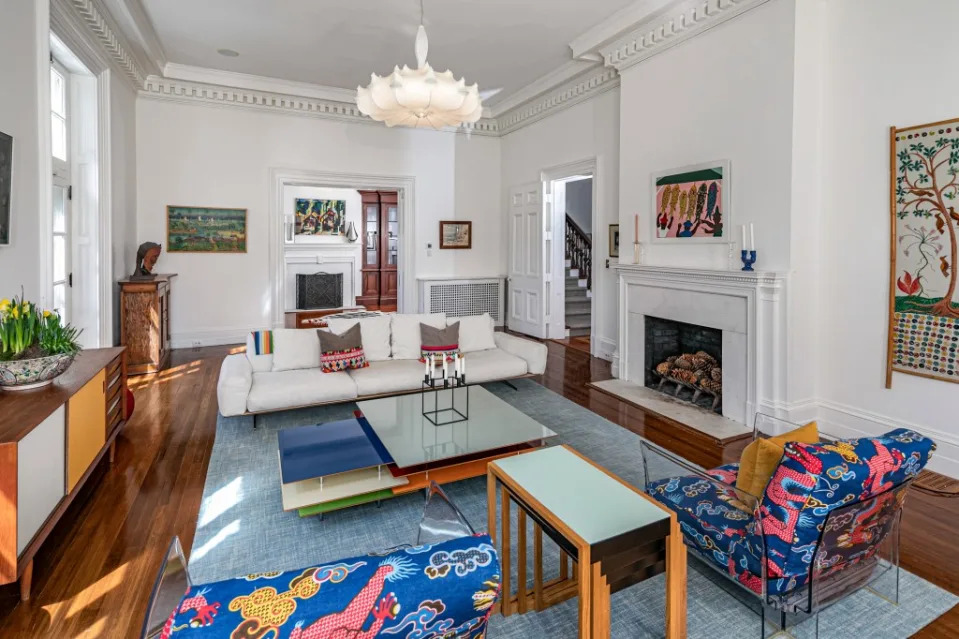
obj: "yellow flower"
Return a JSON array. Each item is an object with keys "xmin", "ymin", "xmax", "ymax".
[
  {"xmin": 21, "ymin": 302, "xmax": 30, "ymax": 313},
  {"xmin": 10, "ymin": 307, "xmax": 19, "ymax": 319},
  {"xmin": 43, "ymin": 310, "xmax": 52, "ymax": 318},
  {"xmin": 0, "ymin": 299, "xmax": 9, "ymax": 310}
]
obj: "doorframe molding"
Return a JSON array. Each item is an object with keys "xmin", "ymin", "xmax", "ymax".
[
  {"xmin": 268, "ymin": 168, "xmax": 416, "ymax": 327},
  {"xmin": 541, "ymin": 157, "xmax": 598, "ymax": 351}
]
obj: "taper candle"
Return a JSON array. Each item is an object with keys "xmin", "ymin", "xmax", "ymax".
[
  {"xmin": 634, "ymin": 213, "xmax": 639, "ymax": 239},
  {"xmin": 741, "ymin": 224, "xmax": 746, "ymax": 249},
  {"xmin": 749, "ymin": 223, "xmax": 755, "ymax": 251}
]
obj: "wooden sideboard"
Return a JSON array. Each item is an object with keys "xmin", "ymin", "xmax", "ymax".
[
  {"xmin": 283, "ymin": 306, "xmax": 365, "ymax": 329},
  {"xmin": 0, "ymin": 347, "xmax": 128, "ymax": 601},
  {"xmin": 119, "ymin": 274, "xmax": 176, "ymax": 375}
]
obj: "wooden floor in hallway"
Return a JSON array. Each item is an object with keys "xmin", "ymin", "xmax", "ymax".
[{"xmin": 0, "ymin": 341, "xmax": 957, "ymax": 637}]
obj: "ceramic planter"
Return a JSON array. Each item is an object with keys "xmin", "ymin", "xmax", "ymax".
[{"xmin": 0, "ymin": 352, "xmax": 76, "ymax": 390}]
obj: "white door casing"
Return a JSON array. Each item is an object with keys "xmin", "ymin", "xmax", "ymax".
[{"xmin": 507, "ymin": 183, "xmax": 547, "ymax": 338}]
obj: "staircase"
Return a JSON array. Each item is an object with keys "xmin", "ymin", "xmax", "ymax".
[{"xmin": 564, "ymin": 215, "xmax": 592, "ymax": 338}]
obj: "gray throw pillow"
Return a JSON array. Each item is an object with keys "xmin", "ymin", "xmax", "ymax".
[
  {"xmin": 420, "ymin": 321, "xmax": 460, "ymax": 362},
  {"xmin": 316, "ymin": 324, "xmax": 368, "ymax": 372}
]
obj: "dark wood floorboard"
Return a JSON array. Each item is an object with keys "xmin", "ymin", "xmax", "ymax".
[{"xmin": 0, "ymin": 340, "xmax": 955, "ymax": 637}]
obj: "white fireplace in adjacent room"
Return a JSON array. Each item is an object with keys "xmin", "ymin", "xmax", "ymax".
[{"xmin": 614, "ymin": 265, "xmax": 787, "ymax": 426}]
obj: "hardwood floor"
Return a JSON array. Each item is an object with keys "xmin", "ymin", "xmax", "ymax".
[{"xmin": 0, "ymin": 340, "xmax": 956, "ymax": 637}]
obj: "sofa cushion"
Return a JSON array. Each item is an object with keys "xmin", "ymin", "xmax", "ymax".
[
  {"xmin": 317, "ymin": 325, "xmax": 369, "ymax": 373},
  {"xmin": 326, "ymin": 314, "xmax": 392, "ymax": 362},
  {"xmin": 449, "ymin": 313, "xmax": 496, "ymax": 353},
  {"xmin": 271, "ymin": 328, "xmax": 322, "ymax": 372},
  {"xmin": 247, "ymin": 368, "xmax": 357, "ymax": 412},
  {"xmin": 349, "ymin": 359, "xmax": 426, "ymax": 396},
  {"xmin": 162, "ymin": 534, "xmax": 500, "ymax": 639},
  {"xmin": 245, "ymin": 331, "xmax": 274, "ymax": 373},
  {"xmin": 462, "ymin": 348, "xmax": 527, "ymax": 383},
  {"xmin": 759, "ymin": 428, "xmax": 935, "ymax": 582},
  {"xmin": 391, "ymin": 313, "xmax": 446, "ymax": 360}
]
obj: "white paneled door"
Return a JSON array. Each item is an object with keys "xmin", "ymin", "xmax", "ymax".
[{"xmin": 507, "ymin": 183, "xmax": 547, "ymax": 338}]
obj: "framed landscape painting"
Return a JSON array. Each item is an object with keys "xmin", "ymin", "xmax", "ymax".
[
  {"xmin": 0, "ymin": 131, "xmax": 11, "ymax": 246},
  {"xmin": 295, "ymin": 198, "xmax": 346, "ymax": 236},
  {"xmin": 651, "ymin": 160, "xmax": 729, "ymax": 243},
  {"xmin": 887, "ymin": 118, "xmax": 959, "ymax": 386},
  {"xmin": 167, "ymin": 206, "xmax": 247, "ymax": 253},
  {"xmin": 439, "ymin": 221, "xmax": 471, "ymax": 249}
]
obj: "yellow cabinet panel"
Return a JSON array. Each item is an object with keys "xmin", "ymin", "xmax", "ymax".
[{"xmin": 67, "ymin": 369, "xmax": 106, "ymax": 492}]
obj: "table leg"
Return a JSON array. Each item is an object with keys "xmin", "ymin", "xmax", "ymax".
[
  {"xmin": 577, "ymin": 546, "xmax": 592, "ymax": 639},
  {"xmin": 560, "ymin": 549, "xmax": 569, "ymax": 581},
  {"xmin": 590, "ymin": 561, "xmax": 610, "ymax": 639},
  {"xmin": 487, "ymin": 472, "xmax": 496, "ymax": 544},
  {"xmin": 665, "ymin": 516, "xmax": 687, "ymax": 639},
  {"xmin": 517, "ymin": 509, "xmax": 527, "ymax": 614},
  {"xmin": 501, "ymin": 486, "xmax": 511, "ymax": 618},
  {"xmin": 533, "ymin": 522, "xmax": 544, "ymax": 611}
]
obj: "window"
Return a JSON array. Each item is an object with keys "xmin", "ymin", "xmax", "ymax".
[
  {"xmin": 50, "ymin": 59, "xmax": 71, "ymax": 320},
  {"xmin": 51, "ymin": 64, "xmax": 67, "ymax": 162}
]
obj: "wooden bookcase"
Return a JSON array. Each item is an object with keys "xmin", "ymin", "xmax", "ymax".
[
  {"xmin": 119, "ymin": 274, "xmax": 176, "ymax": 375},
  {"xmin": 0, "ymin": 347, "xmax": 128, "ymax": 601},
  {"xmin": 357, "ymin": 191, "xmax": 399, "ymax": 311}
]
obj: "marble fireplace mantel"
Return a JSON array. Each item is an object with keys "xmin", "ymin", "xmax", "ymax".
[{"xmin": 613, "ymin": 264, "xmax": 788, "ymax": 426}]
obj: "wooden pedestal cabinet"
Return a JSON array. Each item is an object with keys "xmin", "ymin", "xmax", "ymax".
[
  {"xmin": 0, "ymin": 348, "xmax": 128, "ymax": 601},
  {"xmin": 357, "ymin": 191, "xmax": 399, "ymax": 311},
  {"xmin": 119, "ymin": 274, "xmax": 176, "ymax": 375}
]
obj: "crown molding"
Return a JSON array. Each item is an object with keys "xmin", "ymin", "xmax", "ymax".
[
  {"xmin": 494, "ymin": 66, "xmax": 620, "ymax": 136},
  {"xmin": 163, "ymin": 63, "xmax": 360, "ymax": 104},
  {"xmin": 583, "ymin": 0, "xmax": 772, "ymax": 72},
  {"xmin": 98, "ymin": 0, "xmax": 167, "ymax": 73},
  {"xmin": 57, "ymin": 0, "xmax": 148, "ymax": 86},
  {"xmin": 139, "ymin": 75, "xmax": 500, "ymax": 136},
  {"xmin": 487, "ymin": 59, "xmax": 597, "ymax": 117},
  {"xmin": 570, "ymin": 0, "xmax": 685, "ymax": 59}
]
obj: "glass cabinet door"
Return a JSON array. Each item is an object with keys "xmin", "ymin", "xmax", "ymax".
[
  {"xmin": 387, "ymin": 205, "xmax": 398, "ymax": 266},
  {"xmin": 365, "ymin": 203, "xmax": 379, "ymax": 267}
]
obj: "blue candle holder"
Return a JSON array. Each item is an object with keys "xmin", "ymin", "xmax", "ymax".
[{"xmin": 741, "ymin": 250, "xmax": 757, "ymax": 272}]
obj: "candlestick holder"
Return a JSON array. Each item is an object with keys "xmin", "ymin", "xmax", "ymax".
[
  {"xmin": 422, "ymin": 370, "xmax": 469, "ymax": 425},
  {"xmin": 741, "ymin": 250, "xmax": 757, "ymax": 272},
  {"xmin": 633, "ymin": 242, "xmax": 641, "ymax": 265}
]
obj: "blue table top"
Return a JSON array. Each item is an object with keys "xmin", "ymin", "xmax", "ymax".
[{"xmin": 277, "ymin": 415, "xmax": 393, "ymax": 484}]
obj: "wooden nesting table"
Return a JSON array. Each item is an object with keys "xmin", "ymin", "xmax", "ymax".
[{"xmin": 487, "ymin": 445, "xmax": 687, "ymax": 639}]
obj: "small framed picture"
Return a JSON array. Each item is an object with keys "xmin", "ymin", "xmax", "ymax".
[
  {"xmin": 609, "ymin": 224, "xmax": 620, "ymax": 258},
  {"xmin": 439, "ymin": 220, "xmax": 472, "ymax": 249}
]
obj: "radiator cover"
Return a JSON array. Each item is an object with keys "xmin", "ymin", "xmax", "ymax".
[{"xmin": 419, "ymin": 278, "xmax": 504, "ymax": 326}]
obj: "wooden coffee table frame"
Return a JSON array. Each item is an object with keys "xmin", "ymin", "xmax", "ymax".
[{"xmin": 487, "ymin": 445, "xmax": 687, "ymax": 639}]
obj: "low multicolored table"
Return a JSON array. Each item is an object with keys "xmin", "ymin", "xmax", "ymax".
[{"xmin": 278, "ymin": 385, "xmax": 557, "ymax": 516}]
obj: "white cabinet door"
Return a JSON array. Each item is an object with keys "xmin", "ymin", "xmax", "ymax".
[
  {"xmin": 507, "ymin": 183, "xmax": 547, "ymax": 338},
  {"xmin": 17, "ymin": 406, "xmax": 66, "ymax": 555}
]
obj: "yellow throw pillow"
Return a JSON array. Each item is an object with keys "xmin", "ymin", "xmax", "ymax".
[{"xmin": 735, "ymin": 421, "xmax": 819, "ymax": 497}]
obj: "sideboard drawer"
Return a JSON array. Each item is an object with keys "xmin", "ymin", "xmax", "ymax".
[
  {"xmin": 17, "ymin": 406, "xmax": 66, "ymax": 555},
  {"xmin": 67, "ymin": 370, "xmax": 106, "ymax": 492}
]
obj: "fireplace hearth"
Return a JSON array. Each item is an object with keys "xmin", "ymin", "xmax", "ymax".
[{"xmin": 644, "ymin": 316, "xmax": 722, "ymax": 413}]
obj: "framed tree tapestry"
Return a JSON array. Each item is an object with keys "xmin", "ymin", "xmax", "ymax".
[{"xmin": 887, "ymin": 118, "xmax": 959, "ymax": 386}]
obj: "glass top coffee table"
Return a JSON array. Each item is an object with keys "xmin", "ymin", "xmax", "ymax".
[{"xmin": 278, "ymin": 385, "xmax": 556, "ymax": 516}]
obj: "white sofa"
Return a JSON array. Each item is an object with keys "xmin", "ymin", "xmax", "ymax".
[{"xmin": 216, "ymin": 312, "xmax": 547, "ymax": 417}]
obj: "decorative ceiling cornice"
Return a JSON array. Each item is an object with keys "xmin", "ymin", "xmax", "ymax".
[
  {"xmin": 591, "ymin": 0, "xmax": 772, "ymax": 72},
  {"xmin": 63, "ymin": 0, "xmax": 148, "ymax": 86},
  {"xmin": 494, "ymin": 66, "xmax": 620, "ymax": 136},
  {"xmin": 139, "ymin": 76, "xmax": 501, "ymax": 136}
]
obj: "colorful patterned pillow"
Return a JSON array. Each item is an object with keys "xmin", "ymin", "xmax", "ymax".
[
  {"xmin": 317, "ymin": 324, "xmax": 369, "ymax": 373},
  {"xmin": 420, "ymin": 321, "xmax": 460, "ymax": 362},
  {"xmin": 757, "ymin": 428, "xmax": 935, "ymax": 582},
  {"xmin": 250, "ymin": 330, "xmax": 273, "ymax": 355}
]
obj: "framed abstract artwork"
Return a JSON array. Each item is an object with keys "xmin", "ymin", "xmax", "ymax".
[
  {"xmin": 609, "ymin": 224, "xmax": 620, "ymax": 257},
  {"xmin": 295, "ymin": 198, "xmax": 346, "ymax": 236},
  {"xmin": 0, "ymin": 131, "xmax": 11, "ymax": 246},
  {"xmin": 650, "ymin": 160, "xmax": 730, "ymax": 243},
  {"xmin": 167, "ymin": 206, "xmax": 247, "ymax": 253},
  {"xmin": 439, "ymin": 221, "xmax": 471, "ymax": 249},
  {"xmin": 887, "ymin": 118, "xmax": 959, "ymax": 386}
]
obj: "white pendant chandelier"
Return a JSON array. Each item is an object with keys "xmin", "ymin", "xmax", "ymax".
[{"xmin": 356, "ymin": 0, "xmax": 483, "ymax": 130}]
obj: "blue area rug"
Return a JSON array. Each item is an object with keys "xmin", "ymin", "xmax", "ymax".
[{"xmin": 192, "ymin": 379, "xmax": 957, "ymax": 638}]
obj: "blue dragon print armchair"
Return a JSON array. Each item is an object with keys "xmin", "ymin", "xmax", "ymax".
[
  {"xmin": 142, "ymin": 483, "xmax": 501, "ymax": 639},
  {"xmin": 641, "ymin": 414, "xmax": 935, "ymax": 638}
]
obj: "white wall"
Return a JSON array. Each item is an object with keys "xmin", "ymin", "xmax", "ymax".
[
  {"xmin": 500, "ymin": 89, "xmax": 621, "ymax": 360},
  {"xmin": 815, "ymin": 0, "xmax": 959, "ymax": 474},
  {"xmin": 110, "ymin": 76, "xmax": 138, "ymax": 344},
  {"xmin": 618, "ymin": 0, "xmax": 796, "ymax": 271},
  {"xmin": 0, "ymin": 0, "xmax": 47, "ymax": 300},
  {"xmin": 136, "ymin": 98, "xmax": 502, "ymax": 344}
]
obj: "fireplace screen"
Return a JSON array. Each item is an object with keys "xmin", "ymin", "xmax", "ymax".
[
  {"xmin": 296, "ymin": 272, "xmax": 343, "ymax": 310},
  {"xmin": 644, "ymin": 316, "xmax": 722, "ymax": 413}
]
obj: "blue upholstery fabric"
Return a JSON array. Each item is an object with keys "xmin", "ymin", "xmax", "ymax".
[
  {"xmin": 161, "ymin": 534, "xmax": 500, "ymax": 639},
  {"xmin": 649, "ymin": 430, "xmax": 935, "ymax": 598}
]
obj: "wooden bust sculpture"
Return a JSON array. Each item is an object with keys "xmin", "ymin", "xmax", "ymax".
[{"xmin": 132, "ymin": 242, "xmax": 162, "ymax": 280}]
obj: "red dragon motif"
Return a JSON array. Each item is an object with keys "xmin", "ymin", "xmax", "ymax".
[{"xmin": 861, "ymin": 441, "xmax": 904, "ymax": 498}]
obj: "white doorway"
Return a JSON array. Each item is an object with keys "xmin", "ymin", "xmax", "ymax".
[
  {"xmin": 543, "ymin": 159, "xmax": 597, "ymax": 345},
  {"xmin": 506, "ymin": 182, "xmax": 546, "ymax": 338}
]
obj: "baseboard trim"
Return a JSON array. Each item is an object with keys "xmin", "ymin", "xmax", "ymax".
[
  {"xmin": 595, "ymin": 337, "xmax": 616, "ymax": 362},
  {"xmin": 170, "ymin": 327, "xmax": 251, "ymax": 349}
]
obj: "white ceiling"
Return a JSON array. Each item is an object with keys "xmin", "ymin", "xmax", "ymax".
[{"xmin": 139, "ymin": 0, "xmax": 639, "ymax": 105}]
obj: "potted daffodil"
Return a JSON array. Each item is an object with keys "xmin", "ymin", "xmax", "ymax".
[{"xmin": 0, "ymin": 292, "xmax": 82, "ymax": 390}]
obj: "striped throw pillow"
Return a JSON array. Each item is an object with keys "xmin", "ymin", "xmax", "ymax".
[{"xmin": 250, "ymin": 330, "xmax": 274, "ymax": 355}]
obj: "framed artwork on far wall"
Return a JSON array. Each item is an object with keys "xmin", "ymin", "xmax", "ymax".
[
  {"xmin": 651, "ymin": 159, "xmax": 730, "ymax": 243},
  {"xmin": 167, "ymin": 206, "xmax": 247, "ymax": 253},
  {"xmin": 294, "ymin": 198, "xmax": 346, "ymax": 236},
  {"xmin": 609, "ymin": 224, "xmax": 620, "ymax": 258},
  {"xmin": 439, "ymin": 220, "xmax": 472, "ymax": 249},
  {"xmin": 0, "ymin": 131, "xmax": 12, "ymax": 246}
]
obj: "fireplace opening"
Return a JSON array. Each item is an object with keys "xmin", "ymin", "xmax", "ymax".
[
  {"xmin": 644, "ymin": 316, "xmax": 722, "ymax": 414},
  {"xmin": 296, "ymin": 271, "xmax": 344, "ymax": 310}
]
